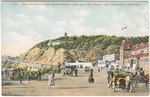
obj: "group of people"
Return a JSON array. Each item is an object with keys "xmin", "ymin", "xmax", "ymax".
[
  {"xmin": 135, "ymin": 67, "xmax": 145, "ymax": 76},
  {"xmin": 98, "ymin": 66, "xmax": 103, "ymax": 72},
  {"xmin": 47, "ymin": 67, "xmax": 94, "ymax": 87}
]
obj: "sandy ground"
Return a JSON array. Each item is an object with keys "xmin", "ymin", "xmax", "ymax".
[{"xmin": 2, "ymin": 67, "xmax": 149, "ymax": 96}]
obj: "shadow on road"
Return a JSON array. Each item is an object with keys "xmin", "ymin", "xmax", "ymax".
[
  {"xmin": 55, "ymin": 86, "xmax": 93, "ymax": 89},
  {"xmin": 40, "ymin": 78, "xmax": 64, "ymax": 81}
]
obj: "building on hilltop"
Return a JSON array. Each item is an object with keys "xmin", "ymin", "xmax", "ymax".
[
  {"xmin": 47, "ymin": 40, "xmax": 73, "ymax": 45},
  {"xmin": 120, "ymin": 40, "xmax": 149, "ymax": 71}
]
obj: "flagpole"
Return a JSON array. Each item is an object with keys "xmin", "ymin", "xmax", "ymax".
[
  {"xmin": 126, "ymin": 28, "xmax": 127, "ymax": 40},
  {"xmin": 126, "ymin": 26, "xmax": 128, "ymax": 40}
]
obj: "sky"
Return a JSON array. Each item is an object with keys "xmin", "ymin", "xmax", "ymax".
[{"xmin": 1, "ymin": 2, "xmax": 149, "ymax": 57}]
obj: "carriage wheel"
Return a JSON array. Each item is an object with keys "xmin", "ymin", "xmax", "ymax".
[
  {"xmin": 112, "ymin": 82, "xmax": 115, "ymax": 92},
  {"xmin": 127, "ymin": 83, "xmax": 133, "ymax": 92}
]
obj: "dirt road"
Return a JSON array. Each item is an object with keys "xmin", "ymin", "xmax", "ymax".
[{"xmin": 2, "ymin": 67, "xmax": 149, "ymax": 96}]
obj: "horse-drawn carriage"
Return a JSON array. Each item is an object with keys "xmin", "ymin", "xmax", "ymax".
[
  {"xmin": 53, "ymin": 64, "xmax": 62, "ymax": 74},
  {"xmin": 63, "ymin": 65, "xmax": 75, "ymax": 77},
  {"xmin": 107, "ymin": 69, "xmax": 134, "ymax": 92},
  {"xmin": 133, "ymin": 74, "xmax": 149, "ymax": 89},
  {"xmin": 28, "ymin": 69, "xmax": 41, "ymax": 81}
]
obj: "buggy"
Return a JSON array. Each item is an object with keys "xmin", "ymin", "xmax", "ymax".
[
  {"xmin": 63, "ymin": 65, "xmax": 75, "ymax": 77},
  {"xmin": 28, "ymin": 69, "xmax": 41, "ymax": 81}
]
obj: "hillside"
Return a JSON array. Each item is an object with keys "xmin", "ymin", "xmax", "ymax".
[{"xmin": 17, "ymin": 35, "xmax": 148, "ymax": 66}]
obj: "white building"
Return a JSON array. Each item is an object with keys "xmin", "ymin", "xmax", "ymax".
[
  {"xmin": 98, "ymin": 54, "xmax": 119, "ymax": 67},
  {"xmin": 65, "ymin": 61, "xmax": 93, "ymax": 68},
  {"xmin": 98, "ymin": 60, "xmax": 106, "ymax": 68}
]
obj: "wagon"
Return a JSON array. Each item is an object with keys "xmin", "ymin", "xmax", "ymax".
[{"xmin": 133, "ymin": 74, "xmax": 149, "ymax": 89}]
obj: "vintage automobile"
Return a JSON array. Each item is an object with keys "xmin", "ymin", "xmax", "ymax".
[
  {"xmin": 63, "ymin": 65, "xmax": 75, "ymax": 77},
  {"xmin": 28, "ymin": 68, "xmax": 41, "ymax": 81},
  {"xmin": 107, "ymin": 70, "xmax": 133, "ymax": 92},
  {"xmin": 85, "ymin": 66, "xmax": 91, "ymax": 72}
]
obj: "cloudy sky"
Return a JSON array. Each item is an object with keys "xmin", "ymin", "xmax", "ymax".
[{"xmin": 2, "ymin": 2, "xmax": 149, "ymax": 57}]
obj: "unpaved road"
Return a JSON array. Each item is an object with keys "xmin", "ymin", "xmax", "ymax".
[{"xmin": 2, "ymin": 67, "xmax": 149, "ymax": 96}]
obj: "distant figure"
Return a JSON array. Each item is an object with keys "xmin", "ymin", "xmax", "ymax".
[
  {"xmin": 88, "ymin": 69, "xmax": 94, "ymax": 83},
  {"xmin": 5, "ymin": 69, "xmax": 7, "ymax": 77},
  {"xmin": 98, "ymin": 67, "xmax": 100, "ymax": 72},
  {"xmin": 75, "ymin": 68, "xmax": 78, "ymax": 77},
  {"xmin": 135, "ymin": 70, "xmax": 140, "ymax": 76},
  {"xmin": 52, "ymin": 73, "xmax": 55, "ymax": 85},
  {"xmin": 2, "ymin": 70, "xmax": 3, "ymax": 77},
  {"xmin": 140, "ymin": 67, "xmax": 144, "ymax": 76},
  {"xmin": 19, "ymin": 69, "xmax": 23, "ymax": 83},
  {"xmin": 17, "ymin": 68, "xmax": 20, "ymax": 73},
  {"xmin": 48, "ymin": 73, "xmax": 53, "ymax": 86},
  {"xmin": 99, "ymin": 67, "xmax": 101, "ymax": 72},
  {"xmin": 38, "ymin": 70, "xmax": 41, "ymax": 81},
  {"xmin": 7, "ymin": 69, "xmax": 9, "ymax": 77}
]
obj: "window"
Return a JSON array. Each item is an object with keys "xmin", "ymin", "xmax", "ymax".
[
  {"xmin": 121, "ymin": 54, "xmax": 122, "ymax": 58},
  {"xmin": 141, "ymin": 58, "xmax": 149, "ymax": 66}
]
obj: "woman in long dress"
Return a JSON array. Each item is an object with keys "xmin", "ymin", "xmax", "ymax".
[
  {"xmin": 48, "ymin": 73, "xmax": 53, "ymax": 86},
  {"xmin": 88, "ymin": 69, "xmax": 94, "ymax": 83}
]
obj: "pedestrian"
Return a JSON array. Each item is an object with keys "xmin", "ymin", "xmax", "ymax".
[
  {"xmin": 7, "ymin": 69, "xmax": 9, "ymax": 77},
  {"xmin": 38, "ymin": 70, "xmax": 41, "ymax": 81},
  {"xmin": 98, "ymin": 67, "xmax": 100, "ymax": 72},
  {"xmin": 5, "ymin": 68, "xmax": 7, "ymax": 77},
  {"xmin": 19, "ymin": 69, "xmax": 23, "ymax": 83},
  {"xmin": 17, "ymin": 68, "xmax": 20, "ymax": 73},
  {"xmin": 100, "ymin": 67, "xmax": 102, "ymax": 72},
  {"xmin": 48, "ymin": 72, "xmax": 53, "ymax": 86},
  {"xmin": 2, "ymin": 70, "xmax": 3, "ymax": 77},
  {"xmin": 75, "ymin": 68, "xmax": 78, "ymax": 77},
  {"xmin": 51, "ymin": 72, "xmax": 55, "ymax": 85},
  {"xmin": 88, "ymin": 69, "xmax": 94, "ymax": 83},
  {"xmin": 140, "ymin": 67, "xmax": 144, "ymax": 76}
]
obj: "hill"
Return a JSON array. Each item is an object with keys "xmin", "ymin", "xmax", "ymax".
[{"xmin": 17, "ymin": 35, "xmax": 148, "ymax": 66}]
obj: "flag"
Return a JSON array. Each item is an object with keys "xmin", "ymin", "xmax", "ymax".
[{"xmin": 121, "ymin": 26, "xmax": 127, "ymax": 30}]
